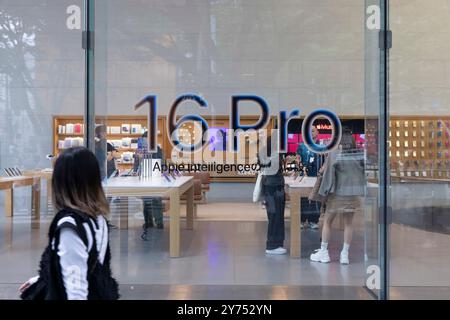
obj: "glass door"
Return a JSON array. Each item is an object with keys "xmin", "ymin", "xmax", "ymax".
[
  {"xmin": 87, "ymin": 0, "xmax": 388, "ymax": 300},
  {"xmin": 364, "ymin": 0, "xmax": 389, "ymax": 300}
]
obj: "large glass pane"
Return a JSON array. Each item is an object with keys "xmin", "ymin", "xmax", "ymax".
[
  {"xmin": 0, "ymin": 0, "xmax": 85, "ymax": 295},
  {"xmin": 92, "ymin": 0, "xmax": 384, "ymax": 299},
  {"xmin": 388, "ymin": 0, "xmax": 450, "ymax": 299},
  {"xmin": 364, "ymin": 0, "xmax": 386, "ymax": 300}
]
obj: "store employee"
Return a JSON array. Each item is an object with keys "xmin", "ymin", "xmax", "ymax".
[{"xmin": 296, "ymin": 125, "xmax": 323, "ymax": 229}]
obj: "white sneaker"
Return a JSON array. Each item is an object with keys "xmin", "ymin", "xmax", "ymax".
[
  {"xmin": 266, "ymin": 247, "xmax": 287, "ymax": 255},
  {"xmin": 309, "ymin": 222, "xmax": 319, "ymax": 230},
  {"xmin": 340, "ymin": 251, "xmax": 350, "ymax": 265},
  {"xmin": 310, "ymin": 248, "xmax": 331, "ymax": 263}
]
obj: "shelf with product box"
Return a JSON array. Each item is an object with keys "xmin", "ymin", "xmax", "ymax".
[
  {"xmin": 54, "ymin": 115, "xmax": 274, "ymax": 181},
  {"xmin": 389, "ymin": 116, "xmax": 450, "ymax": 180},
  {"xmin": 53, "ymin": 115, "xmax": 168, "ymax": 170}
]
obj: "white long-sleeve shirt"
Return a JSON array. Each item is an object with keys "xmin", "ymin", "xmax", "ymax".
[{"xmin": 54, "ymin": 215, "xmax": 108, "ymax": 300}]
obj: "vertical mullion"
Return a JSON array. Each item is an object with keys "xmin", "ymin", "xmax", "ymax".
[
  {"xmin": 84, "ymin": 0, "xmax": 95, "ymax": 152},
  {"xmin": 379, "ymin": 0, "xmax": 390, "ymax": 301}
]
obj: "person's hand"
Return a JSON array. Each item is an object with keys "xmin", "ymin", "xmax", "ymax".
[
  {"xmin": 19, "ymin": 276, "xmax": 39, "ymax": 293},
  {"xmin": 19, "ymin": 281, "xmax": 30, "ymax": 293}
]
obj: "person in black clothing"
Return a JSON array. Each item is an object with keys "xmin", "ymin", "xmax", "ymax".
[
  {"xmin": 94, "ymin": 124, "xmax": 119, "ymax": 180},
  {"xmin": 296, "ymin": 125, "xmax": 323, "ymax": 229},
  {"xmin": 133, "ymin": 131, "xmax": 164, "ymax": 235},
  {"xmin": 19, "ymin": 147, "xmax": 119, "ymax": 300},
  {"xmin": 94, "ymin": 125, "xmax": 119, "ymax": 229},
  {"xmin": 259, "ymin": 133, "xmax": 287, "ymax": 255}
]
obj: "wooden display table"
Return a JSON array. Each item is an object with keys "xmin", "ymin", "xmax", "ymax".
[
  {"xmin": 23, "ymin": 170, "xmax": 53, "ymax": 211},
  {"xmin": 285, "ymin": 176, "xmax": 316, "ymax": 258},
  {"xmin": 103, "ymin": 176, "xmax": 194, "ymax": 258},
  {"xmin": 0, "ymin": 176, "xmax": 41, "ymax": 221},
  {"xmin": 286, "ymin": 176, "xmax": 379, "ymax": 259}
]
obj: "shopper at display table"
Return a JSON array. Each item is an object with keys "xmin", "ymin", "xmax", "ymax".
[
  {"xmin": 259, "ymin": 133, "xmax": 287, "ymax": 255},
  {"xmin": 133, "ymin": 131, "xmax": 165, "ymax": 234},
  {"xmin": 296, "ymin": 125, "xmax": 323, "ymax": 230},
  {"xmin": 309, "ymin": 128, "xmax": 365, "ymax": 265}
]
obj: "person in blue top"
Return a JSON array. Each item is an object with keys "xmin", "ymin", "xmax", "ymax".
[{"xmin": 296, "ymin": 125, "xmax": 323, "ymax": 229}]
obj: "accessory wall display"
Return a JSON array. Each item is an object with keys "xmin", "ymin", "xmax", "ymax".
[
  {"xmin": 53, "ymin": 115, "xmax": 273, "ymax": 182},
  {"xmin": 389, "ymin": 116, "xmax": 450, "ymax": 179},
  {"xmin": 53, "ymin": 116, "xmax": 165, "ymax": 171}
]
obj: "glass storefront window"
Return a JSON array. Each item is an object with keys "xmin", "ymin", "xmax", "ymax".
[{"xmin": 2, "ymin": 0, "xmax": 448, "ymax": 301}]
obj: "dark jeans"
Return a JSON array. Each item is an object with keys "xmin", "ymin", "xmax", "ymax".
[
  {"xmin": 263, "ymin": 185, "xmax": 285, "ymax": 250},
  {"xmin": 300, "ymin": 197, "xmax": 321, "ymax": 224},
  {"xmin": 143, "ymin": 196, "xmax": 163, "ymax": 226}
]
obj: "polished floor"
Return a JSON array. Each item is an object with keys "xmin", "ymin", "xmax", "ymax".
[{"xmin": 0, "ymin": 200, "xmax": 449, "ymax": 299}]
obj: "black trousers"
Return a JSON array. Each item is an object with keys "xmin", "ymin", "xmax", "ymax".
[
  {"xmin": 263, "ymin": 185, "xmax": 285, "ymax": 250},
  {"xmin": 300, "ymin": 198, "xmax": 321, "ymax": 223},
  {"xmin": 142, "ymin": 196, "xmax": 163, "ymax": 226}
]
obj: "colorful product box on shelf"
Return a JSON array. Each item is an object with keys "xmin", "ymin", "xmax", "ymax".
[
  {"xmin": 74, "ymin": 123, "xmax": 83, "ymax": 134},
  {"xmin": 65, "ymin": 123, "xmax": 74, "ymax": 134},
  {"xmin": 131, "ymin": 124, "xmax": 142, "ymax": 134},
  {"xmin": 109, "ymin": 126, "xmax": 121, "ymax": 134},
  {"xmin": 62, "ymin": 137, "xmax": 84, "ymax": 149},
  {"xmin": 121, "ymin": 124, "xmax": 130, "ymax": 134},
  {"xmin": 121, "ymin": 138, "xmax": 132, "ymax": 148},
  {"xmin": 121, "ymin": 152, "xmax": 134, "ymax": 163},
  {"xmin": 63, "ymin": 139, "xmax": 71, "ymax": 149},
  {"xmin": 131, "ymin": 138, "xmax": 138, "ymax": 149},
  {"xmin": 72, "ymin": 137, "xmax": 84, "ymax": 147},
  {"xmin": 58, "ymin": 125, "xmax": 65, "ymax": 134}
]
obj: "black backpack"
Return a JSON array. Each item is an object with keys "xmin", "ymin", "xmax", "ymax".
[{"xmin": 21, "ymin": 208, "xmax": 119, "ymax": 300}]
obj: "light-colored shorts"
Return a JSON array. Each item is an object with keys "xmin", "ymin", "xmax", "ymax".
[{"xmin": 326, "ymin": 195, "xmax": 362, "ymax": 214}]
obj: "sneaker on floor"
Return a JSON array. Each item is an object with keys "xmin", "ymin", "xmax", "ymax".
[
  {"xmin": 310, "ymin": 248, "xmax": 331, "ymax": 263},
  {"xmin": 265, "ymin": 247, "xmax": 287, "ymax": 255},
  {"xmin": 340, "ymin": 251, "xmax": 350, "ymax": 265},
  {"xmin": 301, "ymin": 222, "xmax": 309, "ymax": 229},
  {"xmin": 309, "ymin": 222, "xmax": 320, "ymax": 230}
]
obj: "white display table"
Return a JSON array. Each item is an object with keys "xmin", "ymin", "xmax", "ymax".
[{"xmin": 103, "ymin": 176, "xmax": 194, "ymax": 258}]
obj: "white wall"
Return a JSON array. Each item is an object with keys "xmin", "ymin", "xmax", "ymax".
[{"xmin": 390, "ymin": 0, "xmax": 450, "ymax": 116}]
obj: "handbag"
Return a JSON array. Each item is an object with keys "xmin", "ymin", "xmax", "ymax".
[
  {"xmin": 253, "ymin": 172, "xmax": 263, "ymax": 202},
  {"xmin": 21, "ymin": 209, "xmax": 119, "ymax": 300},
  {"xmin": 308, "ymin": 157, "xmax": 328, "ymax": 204}
]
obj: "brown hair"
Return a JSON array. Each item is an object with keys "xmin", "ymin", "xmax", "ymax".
[
  {"xmin": 340, "ymin": 127, "xmax": 356, "ymax": 151},
  {"xmin": 52, "ymin": 147, "xmax": 109, "ymax": 217}
]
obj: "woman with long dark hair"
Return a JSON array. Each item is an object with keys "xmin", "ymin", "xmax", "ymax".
[{"xmin": 20, "ymin": 147, "xmax": 119, "ymax": 300}]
